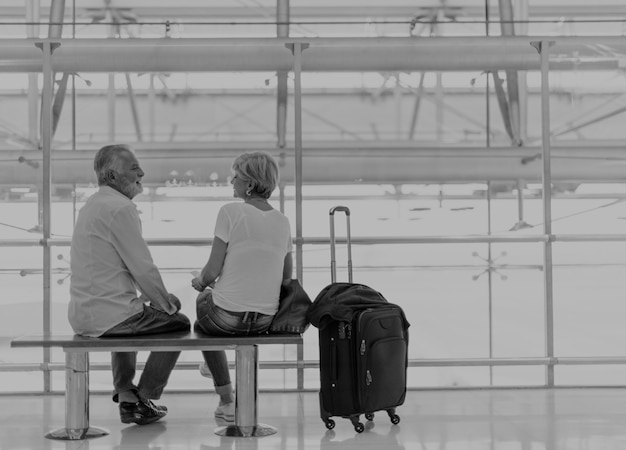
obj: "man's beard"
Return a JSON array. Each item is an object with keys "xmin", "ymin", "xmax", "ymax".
[{"xmin": 117, "ymin": 178, "xmax": 142, "ymax": 199}]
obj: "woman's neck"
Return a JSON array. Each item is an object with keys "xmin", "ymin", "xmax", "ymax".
[{"xmin": 245, "ymin": 196, "xmax": 272, "ymax": 211}]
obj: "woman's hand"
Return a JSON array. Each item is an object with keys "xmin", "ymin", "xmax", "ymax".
[{"xmin": 191, "ymin": 276, "xmax": 206, "ymax": 292}]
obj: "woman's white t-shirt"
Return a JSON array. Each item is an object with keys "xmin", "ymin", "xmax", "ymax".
[{"xmin": 212, "ymin": 202, "xmax": 293, "ymax": 315}]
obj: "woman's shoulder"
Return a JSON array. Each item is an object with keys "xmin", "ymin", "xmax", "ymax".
[
  {"xmin": 220, "ymin": 202, "xmax": 245, "ymax": 213},
  {"xmin": 220, "ymin": 201, "xmax": 288, "ymax": 221}
]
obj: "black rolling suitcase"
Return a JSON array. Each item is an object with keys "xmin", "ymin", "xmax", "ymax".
[{"xmin": 307, "ymin": 206, "xmax": 410, "ymax": 433}]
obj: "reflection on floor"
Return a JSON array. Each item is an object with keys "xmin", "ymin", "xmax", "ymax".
[{"xmin": 2, "ymin": 388, "xmax": 626, "ymax": 449}]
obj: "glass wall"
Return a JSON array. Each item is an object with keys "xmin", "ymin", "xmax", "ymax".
[
  {"xmin": 7, "ymin": 183, "xmax": 626, "ymax": 392},
  {"xmin": 3, "ymin": 2, "xmax": 626, "ymax": 393}
]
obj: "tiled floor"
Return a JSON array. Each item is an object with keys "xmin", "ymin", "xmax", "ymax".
[{"xmin": 2, "ymin": 388, "xmax": 626, "ymax": 449}]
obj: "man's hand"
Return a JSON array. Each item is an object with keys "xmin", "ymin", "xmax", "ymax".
[
  {"xmin": 191, "ymin": 277, "xmax": 206, "ymax": 292},
  {"xmin": 168, "ymin": 293, "xmax": 182, "ymax": 312}
]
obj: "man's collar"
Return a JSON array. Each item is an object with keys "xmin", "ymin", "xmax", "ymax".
[{"xmin": 99, "ymin": 185, "xmax": 129, "ymax": 200}]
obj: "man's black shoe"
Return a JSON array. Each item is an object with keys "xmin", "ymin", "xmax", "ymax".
[
  {"xmin": 144, "ymin": 399, "xmax": 167, "ymax": 414},
  {"xmin": 119, "ymin": 399, "xmax": 167, "ymax": 425}
]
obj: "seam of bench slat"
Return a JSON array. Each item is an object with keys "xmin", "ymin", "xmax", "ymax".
[{"xmin": 10, "ymin": 332, "xmax": 303, "ymax": 350}]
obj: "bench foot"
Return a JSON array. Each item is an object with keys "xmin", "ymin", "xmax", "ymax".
[
  {"xmin": 215, "ymin": 423, "xmax": 277, "ymax": 437},
  {"xmin": 45, "ymin": 426, "xmax": 109, "ymax": 440}
]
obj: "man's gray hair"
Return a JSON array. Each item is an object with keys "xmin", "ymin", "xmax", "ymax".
[{"xmin": 94, "ymin": 144, "xmax": 131, "ymax": 186}]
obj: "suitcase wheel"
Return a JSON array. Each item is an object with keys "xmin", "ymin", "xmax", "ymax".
[
  {"xmin": 349, "ymin": 416, "xmax": 365, "ymax": 433},
  {"xmin": 387, "ymin": 409, "xmax": 401, "ymax": 425},
  {"xmin": 365, "ymin": 413, "xmax": 374, "ymax": 421},
  {"xmin": 324, "ymin": 419, "xmax": 335, "ymax": 430}
]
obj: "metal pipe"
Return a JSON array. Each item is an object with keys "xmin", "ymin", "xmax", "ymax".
[
  {"xmin": 64, "ymin": 352, "xmax": 89, "ymax": 436},
  {"xmin": 107, "ymin": 74, "xmax": 115, "ymax": 140},
  {"xmin": 14, "ymin": 354, "xmax": 626, "ymax": 375},
  {"xmin": 51, "ymin": 72, "xmax": 68, "ymax": 135},
  {"xmin": 47, "ymin": 0, "xmax": 65, "ymax": 38},
  {"xmin": 3, "ymin": 36, "xmax": 626, "ymax": 73},
  {"xmin": 235, "ymin": 346, "xmax": 257, "ymax": 432},
  {"xmin": 517, "ymin": 180, "xmax": 524, "ymax": 223},
  {"xmin": 44, "ymin": 352, "xmax": 108, "ymax": 440},
  {"xmin": 148, "ymin": 74, "xmax": 155, "ymax": 141},
  {"xmin": 3, "ymin": 4, "xmax": 626, "ymax": 21},
  {"xmin": 535, "ymin": 40, "xmax": 556, "ymax": 387},
  {"xmin": 291, "ymin": 42, "xmax": 305, "ymax": 282},
  {"xmin": 125, "ymin": 73, "xmax": 143, "ymax": 142},
  {"xmin": 1, "ymin": 235, "xmax": 551, "ymax": 249},
  {"xmin": 407, "ymin": 71, "xmax": 426, "ymax": 140},
  {"xmin": 217, "ymin": 345, "xmax": 277, "ymax": 437},
  {"xmin": 26, "ymin": 0, "xmax": 40, "ymax": 146},
  {"xmin": 498, "ymin": 0, "xmax": 522, "ymax": 145},
  {"xmin": 32, "ymin": 233, "xmax": 626, "ymax": 249},
  {"xmin": 276, "ymin": 0, "xmax": 289, "ymax": 149},
  {"xmin": 37, "ymin": 39, "xmax": 56, "ymax": 394},
  {"xmin": 515, "ymin": 0, "xmax": 530, "ymax": 143},
  {"xmin": 5, "ymin": 144, "xmax": 626, "ymax": 185},
  {"xmin": 48, "ymin": 0, "xmax": 67, "ymax": 139}
]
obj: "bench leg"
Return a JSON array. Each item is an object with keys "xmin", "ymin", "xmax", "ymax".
[
  {"xmin": 215, "ymin": 344, "xmax": 277, "ymax": 437},
  {"xmin": 45, "ymin": 352, "xmax": 108, "ymax": 440}
]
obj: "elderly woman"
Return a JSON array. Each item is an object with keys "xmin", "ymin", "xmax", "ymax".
[{"xmin": 191, "ymin": 151, "xmax": 293, "ymax": 423}]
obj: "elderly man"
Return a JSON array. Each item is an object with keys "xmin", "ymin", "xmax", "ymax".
[{"xmin": 69, "ymin": 144, "xmax": 190, "ymax": 425}]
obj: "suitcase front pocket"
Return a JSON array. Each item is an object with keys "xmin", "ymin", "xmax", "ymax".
[{"xmin": 363, "ymin": 336, "xmax": 407, "ymax": 412}]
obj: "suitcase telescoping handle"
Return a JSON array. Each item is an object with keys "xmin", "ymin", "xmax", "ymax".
[{"xmin": 329, "ymin": 206, "xmax": 352, "ymax": 283}]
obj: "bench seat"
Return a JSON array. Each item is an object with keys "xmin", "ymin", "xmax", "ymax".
[
  {"xmin": 11, "ymin": 331, "xmax": 302, "ymax": 351},
  {"xmin": 11, "ymin": 331, "xmax": 303, "ymax": 440}
]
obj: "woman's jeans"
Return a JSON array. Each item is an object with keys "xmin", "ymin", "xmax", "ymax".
[
  {"xmin": 103, "ymin": 303, "xmax": 190, "ymax": 402},
  {"xmin": 195, "ymin": 290, "xmax": 273, "ymax": 388}
]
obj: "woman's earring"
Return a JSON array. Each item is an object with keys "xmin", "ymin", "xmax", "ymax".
[{"xmin": 246, "ymin": 188, "xmax": 252, "ymax": 196}]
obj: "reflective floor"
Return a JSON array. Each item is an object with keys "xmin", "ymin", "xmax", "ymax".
[{"xmin": 2, "ymin": 388, "xmax": 626, "ymax": 450}]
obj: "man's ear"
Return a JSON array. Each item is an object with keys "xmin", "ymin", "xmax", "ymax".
[{"xmin": 104, "ymin": 170, "xmax": 116, "ymax": 184}]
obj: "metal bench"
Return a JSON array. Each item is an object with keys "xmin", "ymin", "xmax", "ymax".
[{"xmin": 11, "ymin": 331, "xmax": 303, "ymax": 440}]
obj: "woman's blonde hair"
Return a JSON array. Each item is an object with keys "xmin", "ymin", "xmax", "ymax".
[{"xmin": 232, "ymin": 152, "xmax": 279, "ymax": 199}]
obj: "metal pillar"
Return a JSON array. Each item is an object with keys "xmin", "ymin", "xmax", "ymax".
[
  {"xmin": 125, "ymin": 73, "xmax": 143, "ymax": 141},
  {"xmin": 286, "ymin": 42, "xmax": 308, "ymax": 282},
  {"xmin": 45, "ymin": 352, "xmax": 108, "ymax": 440},
  {"xmin": 26, "ymin": 0, "xmax": 40, "ymax": 145},
  {"xmin": 532, "ymin": 39, "xmax": 556, "ymax": 387},
  {"xmin": 216, "ymin": 345, "xmax": 276, "ymax": 437},
  {"xmin": 498, "ymin": 0, "xmax": 522, "ymax": 145},
  {"xmin": 149, "ymin": 74, "xmax": 156, "ymax": 141},
  {"xmin": 48, "ymin": 0, "xmax": 69, "ymax": 137},
  {"xmin": 515, "ymin": 0, "xmax": 529, "ymax": 143},
  {"xmin": 276, "ymin": 0, "xmax": 289, "ymax": 148},
  {"xmin": 108, "ymin": 74, "xmax": 116, "ymax": 140},
  {"xmin": 510, "ymin": 179, "xmax": 532, "ymax": 231},
  {"xmin": 35, "ymin": 39, "xmax": 58, "ymax": 393},
  {"xmin": 288, "ymin": 41, "xmax": 308, "ymax": 390}
]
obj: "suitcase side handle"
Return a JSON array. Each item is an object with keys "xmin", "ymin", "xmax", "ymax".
[{"xmin": 329, "ymin": 206, "xmax": 352, "ymax": 283}]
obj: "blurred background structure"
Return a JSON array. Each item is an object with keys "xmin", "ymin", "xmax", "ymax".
[{"xmin": 4, "ymin": 0, "xmax": 626, "ymax": 398}]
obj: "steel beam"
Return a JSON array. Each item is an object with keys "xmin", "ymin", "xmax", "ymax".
[
  {"xmin": 3, "ymin": 4, "xmax": 626, "ymax": 20},
  {"xmin": 1, "ymin": 36, "xmax": 626, "ymax": 73},
  {"xmin": 5, "ymin": 144, "xmax": 626, "ymax": 185}
]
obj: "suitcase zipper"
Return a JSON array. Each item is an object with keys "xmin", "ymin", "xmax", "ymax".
[
  {"xmin": 356, "ymin": 308, "xmax": 403, "ymax": 401},
  {"xmin": 356, "ymin": 310, "xmax": 372, "ymax": 404},
  {"xmin": 361, "ymin": 338, "xmax": 371, "ymax": 386},
  {"xmin": 338, "ymin": 321, "xmax": 352, "ymax": 339}
]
